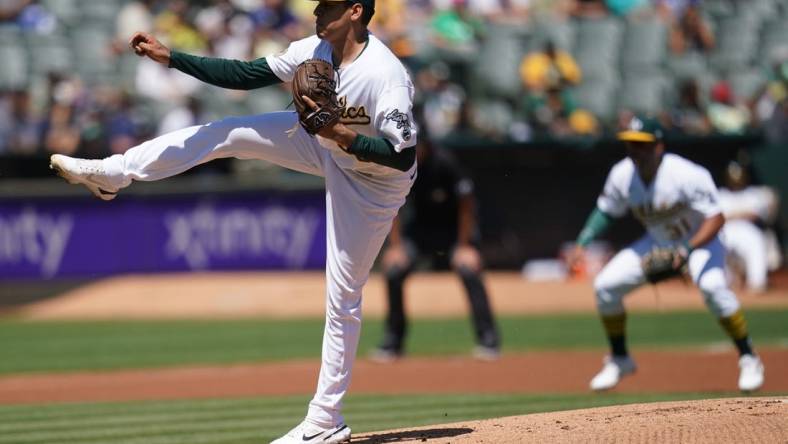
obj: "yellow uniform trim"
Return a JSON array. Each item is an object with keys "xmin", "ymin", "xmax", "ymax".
[
  {"xmin": 719, "ymin": 310, "xmax": 749, "ymax": 340},
  {"xmin": 617, "ymin": 130, "xmax": 656, "ymax": 142}
]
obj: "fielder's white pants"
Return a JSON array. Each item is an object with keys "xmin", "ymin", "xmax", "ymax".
[
  {"xmin": 722, "ymin": 220, "xmax": 768, "ymax": 292},
  {"xmin": 101, "ymin": 112, "xmax": 415, "ymax": 427},
  {"xmin": 594, "ymin": 235, "xmax": 740, "ymax": 318}
]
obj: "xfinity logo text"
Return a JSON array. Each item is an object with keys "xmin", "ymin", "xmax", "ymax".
[
  {"xmin": 164, "ymin": 204, "xmax": 320, "ymax": 269},
  {"xmin": 0, "ymin": 208, "xmax": 73, "ymax": 278}
]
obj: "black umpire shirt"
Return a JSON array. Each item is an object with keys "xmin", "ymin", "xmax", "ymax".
[{"xmin": 404, "ymin": 146, "xmax": 475, "ymax": 251}]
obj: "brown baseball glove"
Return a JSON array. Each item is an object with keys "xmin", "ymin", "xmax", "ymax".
[
  {"xmin": 641, "ymin": 246, "xmax": 689, "ymax": 284},
  {"xmin": 292, "ymin": 59, "xmax": 343, "ymax": 135}
]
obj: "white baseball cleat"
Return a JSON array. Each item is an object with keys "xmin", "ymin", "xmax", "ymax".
[
  {"xmin": 50, "ymin": 154, "xmax": 119, "ymax": 201},
  {"xmin": 589, "ymin": 355, "xmax": 637, "ymax": 391},
  {"xmin": 270, "ymin": 420, "xmax": 351, "ymax": 444},
  {"xmin": 738, "ymin": 354, "xmax": 765, "ymax": 392}
]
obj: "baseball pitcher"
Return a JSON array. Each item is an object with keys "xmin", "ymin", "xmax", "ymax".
[
  {"xmin": 50, "ymin": 1, "xmax": 416, "ymax": 442},
  {"xmin": 569, "ymin": 115, "xmax": 765, "ymax": 393}
]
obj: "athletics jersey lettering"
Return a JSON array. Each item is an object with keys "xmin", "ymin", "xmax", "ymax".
[
  {"xmin": 337, "ymin": 96, "xmax": 370, "ymax": 125},
  {"xmin": 632, "ymin": 201, "xmax": 689, "ymax": 223}
]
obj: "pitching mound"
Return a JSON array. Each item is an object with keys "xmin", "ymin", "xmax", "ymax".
[{"xmin": 354, "ymin": 397, "xmax": 787, "ymax": 443}]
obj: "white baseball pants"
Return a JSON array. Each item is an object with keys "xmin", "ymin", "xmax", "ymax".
[
  {"xmin": 722, "ymin": 220, "xmax": 768, "ymax": 292},
  {"xmin": 101, "ymin": 111, "xmax": 415, "ymax": 427},
  {"xmin": 594, "ymin": 234, "xmax": 740, "ymax": 318}
]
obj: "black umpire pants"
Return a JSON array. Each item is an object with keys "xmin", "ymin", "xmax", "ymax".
[{"xmin": 380, "ymin": 261, "xmax": 500, "ymax": 353}]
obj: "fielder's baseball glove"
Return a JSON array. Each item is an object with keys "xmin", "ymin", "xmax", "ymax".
[
  {"xmin": 292, "ymin": 59, "xmax": 343, "ymax": 135},
  {"xmin": 641, "ymin": 246, "xmax": 689, "ymax": 284}
]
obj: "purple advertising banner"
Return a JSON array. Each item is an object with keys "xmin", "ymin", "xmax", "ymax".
[{"xmin": 0, "ymin": 192, "xmax": 327, "ymax": 280}]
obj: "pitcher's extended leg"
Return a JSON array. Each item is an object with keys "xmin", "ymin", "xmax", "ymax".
[{"xmin": 51, "ymin": 112, "xmax": 326, "ymax": 199}]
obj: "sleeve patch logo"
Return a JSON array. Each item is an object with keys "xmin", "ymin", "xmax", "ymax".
[{"xmin": 385, "ymin": 109, "xmax": 412, "ymax": 140}]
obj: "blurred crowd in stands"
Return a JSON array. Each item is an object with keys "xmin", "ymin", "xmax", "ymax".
[{"xmin": 0, "ymin": 0, "xmax": 786, "ymax": 159}]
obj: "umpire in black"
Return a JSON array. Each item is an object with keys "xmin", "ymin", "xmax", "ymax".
[{"xmin": 371, "ymin": 123, "xmax": 501, "ymax": 362}]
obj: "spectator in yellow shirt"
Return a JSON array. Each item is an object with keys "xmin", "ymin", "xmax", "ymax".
[{"xmin": 520, "ymin": 40, "xmax": 581, "ymax": 93}]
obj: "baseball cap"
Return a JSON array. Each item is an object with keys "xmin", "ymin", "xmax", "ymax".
[{"xmin": 617, "ymin": 115, "xmax": 663, "ymax": 143}]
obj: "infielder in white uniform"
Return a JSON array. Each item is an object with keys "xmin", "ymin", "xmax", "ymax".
[
  {"xmin": 569, "ymin": 116, "xmax": 765, "ymax": 393},
  {"xmin": 50, "ymin": 1, "xmax": 416, "ymax": 442},
  {"xmin": 719, "ymin": 161, "xmax": 781, "ymax": 293}
]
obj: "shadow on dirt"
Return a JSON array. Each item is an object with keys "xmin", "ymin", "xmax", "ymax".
[{"xmin": 352, "ymin": 427, "xmax": 474, "ymax": 443}]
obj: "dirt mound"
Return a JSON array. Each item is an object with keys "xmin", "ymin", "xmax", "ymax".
[{"xmin": 353, "ymin": 397, "xmax": 787, "ymax": 443}]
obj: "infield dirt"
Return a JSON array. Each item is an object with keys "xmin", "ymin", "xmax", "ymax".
[{"xmin": 16, "ymin": 271, "xmax": 788, "ymax": 319}]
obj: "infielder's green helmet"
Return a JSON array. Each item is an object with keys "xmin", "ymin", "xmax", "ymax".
[{"xmin": 618, "ymin": 115, "xmax": 663, "ymax": 143}]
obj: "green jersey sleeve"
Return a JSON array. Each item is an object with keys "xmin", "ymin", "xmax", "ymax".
[
  {"xmin": 169, "ymin": 51, "xmax": 283, "ymax": 90},
  {"xmin": 347, "ymin": 134, "xmax": 416, "ymax": 172},
  {"xmin": 576, "ymin": 208, "xmax": 614, "ymax": 247}
]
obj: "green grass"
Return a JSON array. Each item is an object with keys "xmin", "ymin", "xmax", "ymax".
[
  {"xmin": 0, "ymin": 392, "xmax": 770, "ymax": 444},
  {"xmin": 0, "ymin": 309, "xmax": 785, "ymax": 374}
]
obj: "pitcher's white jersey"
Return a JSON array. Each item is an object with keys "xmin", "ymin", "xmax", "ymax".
[
  {"xmin": 597, "ymin": 153, "xmax": 722, "ymax": 244},
  {"xmin": 267, "ymin": 34, "xmax": 417, "ymax": 176}
]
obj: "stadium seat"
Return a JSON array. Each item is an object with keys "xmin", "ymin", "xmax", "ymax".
[
  {"xmin": 0, "ymin": 24, "xmax": 21, "ymax": 43},
  {"xmin": 618, "ymin": 73, "xmax": 669, "ymax": 116},
  {"xmin": 700, "ymin": 0, "xmax": 736, "ymax": 19},
  {"xmin": 116, "ymin": 53, "xmax": 141, "ymax": 90},
  {"xmin": 472, "ymin": 26, "xmax": 526, "ymax": 99},
  {"xmin": 620, "ymin": 16, "xmax": 667, "ymax": 74},
  {"xmin": 700, "ymin": 0, "xmax": 773, "ymax": 21},
  {"xmin": 667, "ymin": 52, "xmax": 709, "ymax": 81},
  {"xmin": 572, "ymin": 81, "xmax": 617, "ymax": 122},
  {"xmin": 40, "ymin": 0, "xmax": 80, "ymax": 27},
  {"xmin": 751, "ymin": 0, "xmax": 781, "ymax": 21},
  {"xmin": 530, "ymin": 15, "xmax": 574, "ymax": 53},
  {"xmin": 245, "ymin": 87, "xmax": 292, "ymax": 114},
  {"xmin": 728, "ymin": 69, "xmax": 768, "ymax": 102},
  {"xmin": 0, "ymin": 44, "xmax": 28, "ymax": 89},
  {"xmin": 759, "ymin": 19, "xmax": 788, "ymax": 65},
  {"xmin": 709, "ymin": 16, "xmax": 760, "ymax": 71},
  {"xmin": 77, "ymin": 0, "xmax": 125, "ymax": 24},
  {"xmin": 779, "ymin": 0, "xmax": 788, "ymax": 16},
  {"xmin": 70, "ymin": 26, "xmax": 115, "ymax": 80},
  {"xmin": 194, "ymin": 87, "xmax": 245, "ymax": 120},
  {"xmin": 573, "ymin": 18, "xmax": 623, "ymax": 83},
  {"xmin": 25, "ymin": 33, "xmax": 73, "ymax": 75}
]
